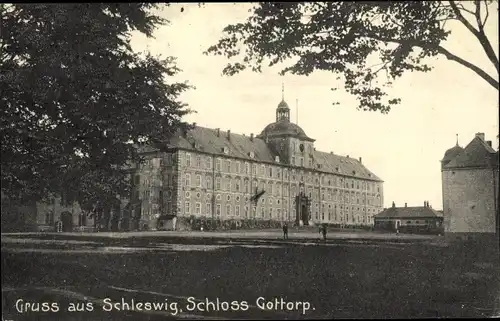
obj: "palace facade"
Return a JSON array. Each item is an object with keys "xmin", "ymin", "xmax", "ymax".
[{"xmin": 132, "ymin": 96, "xmax": 384, "ymax": 230}]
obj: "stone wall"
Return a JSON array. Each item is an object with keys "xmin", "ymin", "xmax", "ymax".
[{"xmin": 442, "ymin": 167, "xmax": 498, "ymax": 234}]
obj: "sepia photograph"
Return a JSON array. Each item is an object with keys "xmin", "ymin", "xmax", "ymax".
[{"xmin": 1, "ymin": 2, "xmax": 499, "ymax": 320}]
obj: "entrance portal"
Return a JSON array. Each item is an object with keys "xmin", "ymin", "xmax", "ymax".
[
  {"xmin": 295, "ymin": 195, "xmax": 310, "ymax": 226},
  {"xmin": 301, "ymin": 204, "xmax": 309, "ymax": 225},
  {"xmin": 60, "ymin": 211, "xmax": 73, "ymax": 232}
]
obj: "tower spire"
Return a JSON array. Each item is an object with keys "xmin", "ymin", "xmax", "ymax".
[
  {"xmin": 456, "ymin": 133, "xmax": 459, "ymax": 146},
  {"xmin": 281, "ymin": 82, "xmax": 284, "ymax": 101}
]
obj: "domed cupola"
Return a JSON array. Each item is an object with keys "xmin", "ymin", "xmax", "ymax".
[
  {"xmin": 442, "ymin": 134, "xmax": 464, "ymax": 168},
  {"xmin": 258, "ymin": 84, "xmax": 314, "ymax": 142}
]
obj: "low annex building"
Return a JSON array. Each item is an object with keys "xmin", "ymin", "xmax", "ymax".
[{"xmin": 374, "ymin": 201, "xmax": 444, "ymax": 233}]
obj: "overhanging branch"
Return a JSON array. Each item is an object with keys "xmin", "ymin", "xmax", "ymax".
[{"xmin": 438, "ymin": 45, "xmax": 499, "ymax": 89}]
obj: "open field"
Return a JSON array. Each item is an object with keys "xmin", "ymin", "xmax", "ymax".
[{"xmin": 2, "ymin": 232, "xmax": 499, "ymax": 320}]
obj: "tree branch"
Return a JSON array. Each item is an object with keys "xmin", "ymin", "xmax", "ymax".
[
  {"xmin": 438, "ymin": 45, "xmax": 499, "ymax": 90},
  {"xmin": 450, "ymin": 0, "xmax": 499, "ymax": 74},
  {"xmin": 449, "ymin": 1, "xmax": 479, "ymax": 35}
]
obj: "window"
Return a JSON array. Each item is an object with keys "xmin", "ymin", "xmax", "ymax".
[
  {"xmin": 245, "ymin": 163, "xmax": 250, "ymax": 174},
  {"xmin": 269, "ymin": 167, "xmax": 273, "ymax": 177},
  {"xmin": 216, "ymin": 194, "xmax": 221, "ymax": 201},
  {"xmin": 185, "ymin": 202, "xmax": 191, "ymax": 214},
  {"xmin": 225, "ymin": 178, "xmax": 231, "ymax": 191},
  {"xmin": 195, "ymin": 175, "xmax": 201, "ymax": 187},
  {"xmin": 216, "ymin": 204, "xmax": 221, "ymax": 216},
  {"xmin": 236, "ymin": 162, "xmax": 241, "ymax": 173},
  {"xmin": 277, "ymin": 208, "xmax": 282, "ymax": 220},
  {"xmin": 216, "ymin": 158, "xmax": 221, "ymax": 171},
  {"xmin": 308, "ymin": 159, "xmax": 312, "ymax": 167},
  {"xmin": 206, "ymin": 176, "xmax": 212, "ymax": 189},
  {"xmin": 235, "ymin": 205, "xmax": 240, "ymax": 217},
  {"xmin": 206, "ymin": 156, "xmax": 212, "ymax": 169},
  {"xmin": 260, "ymin": 165, "xmax": 265, "ymax": 176},
  {"xmin": 226, "ymin": 204, "xmax": 232, "ymax": 216},
  {"xmin": 186, "ymin": 153, "xmax": 191, "ymax": 167},
  {"xmin": 291, "ymin": 157, "xmax": 296, "ymax": 165},
  {"xmin": 166, "ymin": 202, "xmax": 171, "ymax": 212},
  {"xmin": 215, "ymin": 177, "xmax": 221, "ymax": 190},
  {"xmin": 195, "ymin": 203, "xmax": 201, "ymax": 215},
  {"xmin": 227, "ymin": 194, "xmax": 231, "ymax": 201},
  {"xmin": 206, "ymin": 203, "xmax": 211, "ymax": 216},
  {"xmin": 196, "ymin": 156, "xmax": 201, "ymax": 168},
  {"xmin": 269, "ymin": 208, "xmax": 273, "ymax": 219},
  {"xmin": 185, "ymin": 174, "xmax": 191, "ymax": 186},
  {"xmin": 245, "ymin": 179, "xmax": 250, "ymax": 193},
  {"xmin": 185, "ymin": 191, "xmax": 191, "ymax": 199},
  {"xmin": 300, "ymin": 158, "xmax": 304, "ymax": 167},
  {"xmin": 225, "ymin": 160, "xmax": 231, "ymax": 172},
  {"xmin": 252, "ymin": 164, "xmax": 257, "ymax": 175},
  {"xmin": 244, "ymin": 206, "xmax": 249, "ymax": 218},
  {"xmin": 235, "ymin": 179, "xmax": 241, "ymax": 192}
]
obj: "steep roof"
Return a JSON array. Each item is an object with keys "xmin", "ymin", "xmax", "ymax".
[
  {"xmin": 444, "ymin": 136, "xmax": 498, "ymax": 169},
  {"xmin": 143, "ymin": 125, "xmax": 381, "ymax": 181},
  {"xmin": 313, "ymin": 151, "xmax": 382, "ymax": 181},
  {"xmin": 374, "ymin": 206, "xmax": 443, "ymax": 219},
  {"xmin": 441, "ymin": 144, "xmax": 464, "ymax": 165},
  {"xmin": 168, "ymin": 126, "xmax": 276, "ymax": 163}
]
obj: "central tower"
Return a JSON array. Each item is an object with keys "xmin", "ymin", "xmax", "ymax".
[
  {"xmin": 258, "ymin": 84, "xmax": 315, "ymax": 167},
  {"xmin": 276, "ymin": 83, "xmax": 290, "ymax": 122}
]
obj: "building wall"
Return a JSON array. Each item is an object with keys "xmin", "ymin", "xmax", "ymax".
[
  {"xmin": 442, "ymin": 167, "xmax": 499, "ymax": 233},
  {"xmin": 35, "ymin": 198, "xmax": 95, "ymax": 231},
  {"xmin": 133, "ymin": 149, "xmax": 384, "ymax": 229}
]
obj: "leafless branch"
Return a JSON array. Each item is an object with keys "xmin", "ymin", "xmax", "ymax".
[
  {"xmin": 449, "ymin": 1, "xmax": 479, "ymax": 35},
  {"xmin": 482, "ymin": 0, "xmax": 490, "ymax": 27},
  {"xmin": 449, "ymin": 0, "xmax": 499, "ymax": 74},
  {"xmin": 474, "ymin": 0, "xmax": 483, "ymax": 30},
  {"xmin": 437, "ymin": 45, "xmax": 499, "ymax": 89}
]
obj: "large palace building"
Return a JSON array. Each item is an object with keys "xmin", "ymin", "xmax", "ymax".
[{"xmin": 131, "ymin": 95, "xmax": 384, "ymax": 230}]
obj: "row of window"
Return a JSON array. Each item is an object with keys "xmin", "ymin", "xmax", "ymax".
[
  {"xmin": 180, "ymin": 201, "xmax": 375, "ymax": 223},
  {"xmin": 177, "ymin": 153, "xmax": 381, "ymax": 192},
  {"xmin": 181, "ymin": 174, "xmax": 381, "ymax": 198}
]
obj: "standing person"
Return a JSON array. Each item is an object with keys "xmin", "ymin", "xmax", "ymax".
[
  {"xmin": 322, "ymin": 224, "xmax": 327, "ymax": 241},
  {"xmin": 282, "ymin": 222, "xmax": 288, "ymax": 240}
]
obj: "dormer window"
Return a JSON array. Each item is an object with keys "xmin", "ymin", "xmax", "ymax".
[
  {"xmin": 275, "ymin": 156, "xmax": 280, "ymax": 163},
  {"xmin": 222, "ymin": 147, "xmax": 229, "ymax": 154},
  {"xmin": 248, "ymin": 151, "xmax": 255, "ymax": 159}
]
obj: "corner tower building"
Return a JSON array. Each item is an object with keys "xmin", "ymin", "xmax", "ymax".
[{"xmin": 129, "ymin": 92, "xmax": 384, "ymax": 230}]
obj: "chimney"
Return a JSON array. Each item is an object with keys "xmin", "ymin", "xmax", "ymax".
[
  {"xmin": 250, "ymin": 133, "xmax": 254, "ymax": 141},
  {"xmin": 227, "ymin": 130, "xmax": 231, "ymax": 141},
  {"xmin": 192, "ymin": 122, "xmax": 197, "ymax": 127},
  {"xmin": 475, "ymin": 132, "xmax": 485, "ymax": 141},
  {"xmin": 359, "ymin": 157, "xmax": 362, "ymax": 163},
  {"xmin": 405, "ymin": 203, "xmax": 407, "ymax": 207},
  {"xmin": 346, "ymin": 155, "xmax": 349, "ymax": 158},
  {"xmin": 330, "ymin": 151, "xmax": 333, "ymax": 154},
  {"xmin": 216, "ymin": 128, "xmax": 220, "ymax": 137},
  {"xmin": 487, "ymin": 140, "xmax": 492, "ymax": 147},
  {"xmin": 392, "ymin": 201, "xmax": 395, "ymax": 208}
]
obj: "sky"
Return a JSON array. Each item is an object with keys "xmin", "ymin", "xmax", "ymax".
[{"xmin": 130, "ymin": 3, "xmax": 499, "ymax": 210}]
